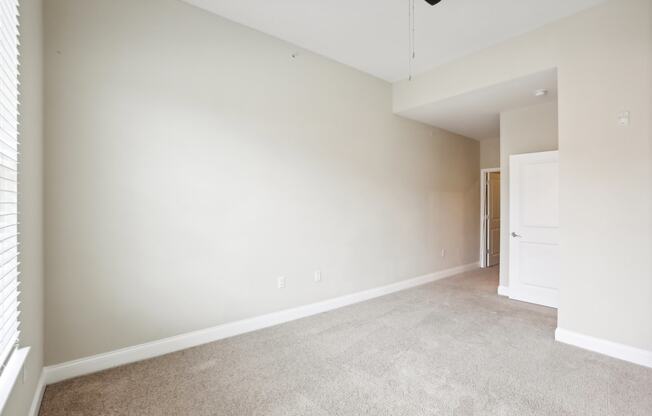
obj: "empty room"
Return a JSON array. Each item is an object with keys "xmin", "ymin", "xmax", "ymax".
[{"xmin": 1, "ymin": 0, "xmax": 652, "ymax": 415}]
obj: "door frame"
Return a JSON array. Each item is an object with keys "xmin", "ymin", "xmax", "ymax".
[{"xmin": 479, "ymin": 168, "xmax": 500, "ymax": 268}]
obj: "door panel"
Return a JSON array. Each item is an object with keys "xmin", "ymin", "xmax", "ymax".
[
  {"xmin": 522, "ymin": 163, "xmax": 559, "ymax": 227},
  {"xmin": 509, "ymin": 151, "xmax": 559, "ymax": 308},
  {"xmin": 519, "ymin": 242, "xmax": 560, "ymax": 288}
]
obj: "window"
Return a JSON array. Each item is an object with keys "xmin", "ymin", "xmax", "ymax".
[{"xmin": 0, "ymin": 0, "xmax": 21, "ymax": 378}]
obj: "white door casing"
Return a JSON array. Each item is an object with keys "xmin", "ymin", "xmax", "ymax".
[
  {"xmin": 508, "ymin": 151, "xmax": 559, "ymax": 308},
  {"xmin": 487, "ymin": 172, "xmax": 501, "ymax": 267},
  {"xmin": 479, "ymin": 168, "xmax": 500, "ymax": 268}
]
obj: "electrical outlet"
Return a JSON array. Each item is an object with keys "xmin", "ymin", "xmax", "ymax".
[
  {"xmin": 277, "ymin": 276, "xmax": 286, "ymax": 289},
  {"xmin": 314, "ymin": 270, "xmax": 322, "ymax": 282},
  {"xmin": 441, "ymin": 249, "xmax": 446, "ymax": 257}
]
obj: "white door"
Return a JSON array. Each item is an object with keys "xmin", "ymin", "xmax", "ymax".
[
  {"xmin": 487, "ymin": 172, "xmax": 500, "ymax": 266},
  {"xmin": 509, "ymin": 151, "xmax": 559, "ymax": 308}
]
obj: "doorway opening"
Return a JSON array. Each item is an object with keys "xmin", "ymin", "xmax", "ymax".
[{"xmin": 480, "ymin": 168, "xmax": 500, "ymax": 269}]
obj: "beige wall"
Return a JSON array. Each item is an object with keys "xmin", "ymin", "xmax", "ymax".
[
  {"xmin": 4, "ymin": 0, "xmax": 44, "ymax": 414},
  {"xmin": 43, "ymin": 0, "xmax": 480, "ymax": 365},
  {"xmin": 556, "ymin": 0, "xmax": 651, "ymax": 351},
  {"xmin": 394, "ymin": 0, "xmax": 652, "ymax": 352},
  {"xmin": 480, "ymin": 138, "xmax": 500, "ymax": 169},
  {"xmin": 498, "ymin": 102, "xmax": 559, "ymax": 287}
]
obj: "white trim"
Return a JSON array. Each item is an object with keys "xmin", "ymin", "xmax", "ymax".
[
  {"xmin": 27, "ymin": 370, "xmax": 46, "ymax": 416},
  {"xmin": 0, "ymin": 346, "xmax": 29, "ymax": 415},
  {"xmin": 497, "ymin": 285, "xmax": 510, "ymax": 297},
  {"xmin": 43, "ymin": 262, "xmax": 479, "ymax": 385},
  {"xmin": 479, "ymin": 168, "xmax": 500, "ymax": 268},
  {"xmin": 555, "ymin": 328, "xmax": 652, "ymax": 368}
]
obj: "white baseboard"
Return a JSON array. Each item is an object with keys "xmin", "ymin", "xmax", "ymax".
[
  {"xmin": 28, "ymin": 370, "xmax": 46, "ymax": 416},
  {"xmin": 497, "ymin": 285, "xmax": 509, "ymax": 297},
  {"xmin": 555, "ymin": 328, "xmax": 652, "ymax": 368},
  {"xmin": 43, "ymin": 262, "xmax": 479, "ymax": 385}
]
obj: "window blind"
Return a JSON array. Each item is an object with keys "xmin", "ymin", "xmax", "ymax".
[{"xmin": 0, "ymin": 0, "xmax": 20, "ymax": 372}]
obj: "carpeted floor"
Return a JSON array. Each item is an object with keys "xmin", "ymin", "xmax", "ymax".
[{"xmin": 39, "ymin": 268, "xmax": 652, "ymax": 415}]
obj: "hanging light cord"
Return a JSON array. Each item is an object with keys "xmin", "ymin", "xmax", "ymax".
[{"xmin": 408, "ymin": 0, "xmax": 415, "ymax": 81}]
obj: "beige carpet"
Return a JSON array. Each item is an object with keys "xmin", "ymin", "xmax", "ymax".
[{"xmin": 39, "ymin": 268, "xmax": 652, "ymax": 415}]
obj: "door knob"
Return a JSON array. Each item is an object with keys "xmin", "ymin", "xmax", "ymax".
[{"xmin": 511, "ymin": 232, "xmax": 522, "ymax": 238}]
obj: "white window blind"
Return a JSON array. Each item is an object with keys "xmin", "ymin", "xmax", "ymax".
[{"xmin": 0, "ymin": 0, "xmax": 20, "ymax": 372}]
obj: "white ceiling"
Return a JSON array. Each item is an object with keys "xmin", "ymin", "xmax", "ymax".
[
  {"xmin": 183, "ymin": 0, "xmax": 605, "ymax": 82},
  {"xmin": 398, "ymin": 69, "xmax": 558, "ymax": 140}
]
